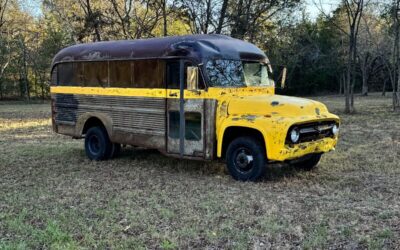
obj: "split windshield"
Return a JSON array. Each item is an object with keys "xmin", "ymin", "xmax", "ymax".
[{"xmin": 205, "ymin": 59, "xmax": 274, "ymax": 87}]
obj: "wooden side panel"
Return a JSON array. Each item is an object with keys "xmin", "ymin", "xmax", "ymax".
[{"xmin": 52, "ymin": 93, "xmax": 166, "ymax": 150}]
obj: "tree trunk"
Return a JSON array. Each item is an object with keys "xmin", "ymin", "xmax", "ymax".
[
  {"xmin": 345, "ymin": 39, "xmax": 353, "ymax": 114},
  {"xmin": 361, "ymin": 70, "xmax": 368, "ymax": 96},
  {"xmin": 216, "ymin": 0, "xmax": 229, "ymax": 34},
  {"xmin": 230, "ymin": 0, "xmax": 244, "ymax": 38},
  {"xmin": 162, "ymin": 0, "xmax": 167, "ymax": 36},
  {"xmin": 382, "ymin": 79, "xmax": 387, "ymax": 96},
  {"xmin": 395, "ymin": 63, "xmax": 400, "ymax": 110},
  {"xmin": 0, "ymin": 79, "xmax": 3, "ymax": 100},
  {"xmin": 392, "ymin": 0, "xmax": 400, "ymax": 111},
  {"xmin": 345, "ymin": 68, "xmax": 351, "ymax": 113}
]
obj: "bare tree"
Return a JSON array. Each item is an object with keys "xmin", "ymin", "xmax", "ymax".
[
  {"xmin": 0, "ymin": 0, "xmax": 10, "ymax": 99},
  {"xmin": 177, "ymin": 0, "xmax": 215, "ymax": 34},
  {"xmin": 108, "ymin": 0, "xmax": 163, "ymax": 39},
  {"xmin": 162, "ymin": 0, "xmax": 167, "ymax": 36},
  {"xmin": 77, "ymin": 0, "xmax": 103, "ymax": 41},
  {"xmin": 344, "ymin": 0, "xmax": 365, "ymax": 112},
  {"xmin": 230, "ymin": 0, "xmax": 300, "ymax": 41},
  {"xmin": 216, "ymin": 0, "xmax": 228, "ymax": 34},
  {"xmin": 316, "ymin": 0, "xmax": 366, "ymax": 113},
  {"xmin": 0, "ymin": 0, "xmax": 8, "ymax": 30},
  {"xmin": 108, "ymin": 0, "xmax": 133, "ymax": 39},
  {"xmin": 391, "ymin": 0, "xmax": 400, "ymax": 110}
]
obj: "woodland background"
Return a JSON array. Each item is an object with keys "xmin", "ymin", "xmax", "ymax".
[{"xmin": 1, "ymin": 0, "xmax": 400, "ymax": 113}]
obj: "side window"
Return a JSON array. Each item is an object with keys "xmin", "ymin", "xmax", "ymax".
[
  {"xmin": 185, "ymin": 112, "xmax": 202, "ymax": 141},
  {"xmin": 166, "ymin": 61, "xmax": 180, "ymax": 89},
  {"xmin": 73, "ymin": 62, "xmax": 85, "ymax": 86},
  {"xmin": 109, "ymin": 61, "xmax": 133, "ymax": 88},
  {"xmin": 83, "ymin": 62, "xmax": 108, "ymax": 87},
  {"xmin": 166, "ymin": 61, "xmax": 205, "ymax": 89},
  {"xmin": 51, "ymin": 66, "xmax": 58, "ymax": 86},
  {"xmin": 168, "ymin": 111, "xmax": 202, "ymax": 141},
  {"xmin": 57, "ymin": 60, "xmax": 166, "ymax": 88},
  {"xmin": 133, "ymin": 60, "xmax": 165, "ymax": 88},
  {"xmin": 58, "ymin": 63, "xmax": 75, "ymax": 86}
]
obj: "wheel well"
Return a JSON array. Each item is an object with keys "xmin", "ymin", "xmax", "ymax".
[
  {"xmin": 82, "ymin": 117, "xmax": 105, "ymax": 135},
  {"xmin": 221, "ymin": 126, "xmax": 266, "ymax": 159}
]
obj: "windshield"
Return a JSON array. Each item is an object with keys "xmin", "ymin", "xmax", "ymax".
[{"xmin": 205, "ymin": 60, "xmax": 274, "ymax": 87}]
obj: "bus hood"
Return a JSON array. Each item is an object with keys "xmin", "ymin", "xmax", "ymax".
[{"xmin": 227, "ymin": 94, "xmax": 330, "ymax": 118}]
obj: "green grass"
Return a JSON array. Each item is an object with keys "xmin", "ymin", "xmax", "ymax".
[{"xmin": 0, "ymin": 93, "xmax": 399, "ymax": 248}]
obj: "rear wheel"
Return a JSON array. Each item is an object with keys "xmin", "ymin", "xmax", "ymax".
[
  {"xmin": 85, "ymin": 126, "xmax": 113, "ymax": 161},
  {"xmin": 291, "ymin": 153, "xmax": 322, "ymax": 171},
  {"xmin": 226, "ymin": 136, "xmax": 266, "ymax": 181},
  {"xmin": 108, "ymin": 143, "xmax": 121, "ymax": 159}
]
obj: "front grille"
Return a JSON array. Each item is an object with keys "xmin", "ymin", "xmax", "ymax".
[{"xmin": 286, "ymin": 121, "xmax": 338, "ymax": 144}]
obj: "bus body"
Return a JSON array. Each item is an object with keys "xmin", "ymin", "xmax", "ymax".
[{"xmin": 50, "ymin": 34, "xmax": 339, "ymax": 181}]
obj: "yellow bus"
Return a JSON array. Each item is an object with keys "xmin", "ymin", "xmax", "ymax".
[{"xmin": 50, "ymin": 34, "xmax": 339, "ymax": 181}]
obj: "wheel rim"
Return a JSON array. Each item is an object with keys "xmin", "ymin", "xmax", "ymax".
[
  {"xmin": 233, "ymin": 147, "xmax": 254, "ymax": 174},
  {"xmin": 88, "ymin": 134, "xmax": 101, "ymax": 155}
]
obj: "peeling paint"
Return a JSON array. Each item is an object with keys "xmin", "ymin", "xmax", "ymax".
[{"xmin": 271, "ymin": 101, "xmax": 279, "ymax": 106}]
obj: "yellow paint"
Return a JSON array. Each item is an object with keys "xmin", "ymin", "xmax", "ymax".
[{"xmin": 51, "ymin": 85, "xmax": 340, "ymax": 161}]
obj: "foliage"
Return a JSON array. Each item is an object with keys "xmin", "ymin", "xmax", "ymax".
[{"xmin": 0, "ymin": 0, "xmax": 399, "ymax": 112}]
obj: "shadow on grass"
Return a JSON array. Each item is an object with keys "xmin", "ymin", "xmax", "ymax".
[{"xmin": 115, "ymin": 146, "xmax": 302, "ymax": 182}]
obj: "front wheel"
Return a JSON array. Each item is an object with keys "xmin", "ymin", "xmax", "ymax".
[
  {"xmin": 291, "ymin": 153, "xmax": 322, "ymax": 171},
  {"xmin": 226, "ymin": 136, "xmax": 266, "ymax": 181}
]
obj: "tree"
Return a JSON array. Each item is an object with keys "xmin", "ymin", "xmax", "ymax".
[
  {"xmin": 390, "ymin": 0, "xmax": 400, "ymax": 110},
  {"xmin": 316, "ymin": 0, "xmax": 366, "ymax": 113},
  {"xmin": 357, "ymin": 11, "xmax": 386, "ymax": 96}
]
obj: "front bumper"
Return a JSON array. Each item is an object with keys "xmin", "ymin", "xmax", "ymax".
[{"xmin": 273, "ymin": 137, "xmax": 337, "ymax": 161}]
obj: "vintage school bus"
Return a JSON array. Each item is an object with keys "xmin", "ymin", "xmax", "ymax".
[{"xmin": 50, "ymin": 34, "xmax": 339, "ymax": 181}]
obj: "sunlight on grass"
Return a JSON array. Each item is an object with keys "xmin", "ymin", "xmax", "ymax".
[{"xmin": 0, "ymin": 119, "xmax": 51, "ymax": 131}]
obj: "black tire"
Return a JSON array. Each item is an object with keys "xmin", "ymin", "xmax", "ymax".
[
  {"xmin": 292, "ymin": 153, "xmax": 322, "ymax": 171},
  {"xmin": 84, "ymin": 126, "xmax": 113, "ymax": 161},
  {"xmin": 108, "ymin": 143, "xmax": 121, "ymax": 159},
  {"xmin": 226, "ymin": 136, "xmax": 266, "ymax": 181}
]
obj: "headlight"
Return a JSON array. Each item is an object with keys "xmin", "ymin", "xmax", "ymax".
[
  {"xmin": 332, "ymin": 124, "xmax": 339, "ymax": 136},
  {"xmin": 290, "ymin": 128, "xmax": 300, "ymax": 143}
]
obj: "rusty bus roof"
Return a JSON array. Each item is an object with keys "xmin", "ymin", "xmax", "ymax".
[{"xmin": 51, "ymin": 34, "xmax": 266, "ymax": 67}]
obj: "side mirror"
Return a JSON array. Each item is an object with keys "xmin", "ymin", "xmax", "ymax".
[
  {"xmin": 281, "ymin": 67, "xmax": 287, "ymax": 89},
  {"xmin": 187, "ymin": 66, "xmax": 198, "ymax": 90}
]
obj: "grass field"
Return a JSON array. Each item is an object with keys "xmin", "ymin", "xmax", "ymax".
[{"xmin": 0, "ymin": 94, "xmax": 399, "ymax": 249}]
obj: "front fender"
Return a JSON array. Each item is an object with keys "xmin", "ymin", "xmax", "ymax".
[{"xmin": 216, "ymin": 115, "xmax": 269, "ymax": 158}]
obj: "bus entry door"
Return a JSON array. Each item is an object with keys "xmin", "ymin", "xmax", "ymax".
[{"xmin": 166, "ymin": 60, "xmax": 205, "ymax": 158}]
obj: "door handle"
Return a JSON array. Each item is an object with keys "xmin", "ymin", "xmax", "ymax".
[{"xmin": 169, "ymin": 93, "xmax": 178, "ymax": 97}]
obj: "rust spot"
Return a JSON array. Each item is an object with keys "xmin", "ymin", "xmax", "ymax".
[
  {"xmin": 271, "ymin": 101, "xmax": 279, "ymax": 106},
  {"xmin": 189, "ymin": 89, "xmax": 201, "ymax": 95},
  {"xmin": 242, "ymin": 115, "xmax": 256, "ymax": 122}
]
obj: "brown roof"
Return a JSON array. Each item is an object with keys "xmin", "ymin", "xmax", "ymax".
[{"xmin": 52, "ymin": 34, "xmax": 266, "ymax": 67}]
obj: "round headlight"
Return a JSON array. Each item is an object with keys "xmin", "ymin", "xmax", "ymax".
[
  {"xmin": 332, "ymin": 124, "xmax": 339, "ymax": 136},
  {"xmin": 290, "ymin": 128, "xmax": 300, "ymax": 143}
]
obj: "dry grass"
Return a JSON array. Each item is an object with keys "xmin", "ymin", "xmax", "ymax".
[{"xmin": 0, "ymin": 94, "xmax": 399, "ymax": 249}]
